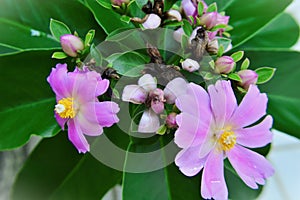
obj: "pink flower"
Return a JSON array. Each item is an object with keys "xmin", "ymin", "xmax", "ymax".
[
  {"xmin": 122, "ymin": 74, "xmax": 187, "ymax": 133},
  {"xmin": 60, "ymin": 34, "xmax": 84, "ymax": 57},
  {"xmin": 238, "ymin": 69, "xmax": 258, "ymax": 90},
  {"xmin": 47, "ymin": 64, "xmax": 119, "ymax": 153},
  {"xmin": 174, "ymin": 80, "xmax": 274, "ymax": 200},
  {"xmin": 182, "ymin": 0, "xmax": 208, "ymax": 19},
  {"xmin": 142, "ymin": 14, "xmax": 161, "ymax": 29}
]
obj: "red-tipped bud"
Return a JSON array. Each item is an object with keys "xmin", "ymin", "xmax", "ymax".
[{"xmin": 166, "ymin": 112, "xmax": 177, "ymax": 128}]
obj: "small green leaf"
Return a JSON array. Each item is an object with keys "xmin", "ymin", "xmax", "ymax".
[
  {"xmin": 120, "ymin": 15, "xmax": 131, "ymax": 24},
  {"xmin": 84, "ymin": 29, "xmax": 95, "ymax": 46},
  {"xmin": 182, "ymin": 19, "xmax": 193, "ymax": 36},
  {"xmin": 206, "ymin": 2, "xmax": 218, "ymax": 12},
  {"xmin": 231, "ymin": 51, "xmax": 244, "ymax": 62},
  {"xmin": 209, "ymin": 60, "xmax": 215, "ymax": 70},
  {"xmin": 217, "ymin": 45, "xmax": 224, "ymax": 57},
  {"xmin": 211, "ymin": 24, "xmax": 227, "ymax": 32},
  {"xmin": 217, "ymin": 37, "xmax": 232, "ymax": 51},
  {"xmin": 228, "ymin": 73, "xmax": 242, "ymax": 82},
  {"xmin": 51, "ymin": 52, "xmax": 68, "ymax": 59},
  {"xmin": 255, "ymin": 67, "xmax": 276, "ymax": 84},
  {"xmin": 240, "ymin": 58, "xmax": 250, "ymax": 70},
  {"xmin": 96, "ymin": 0, "xmax": 112, "ymax": 9},
  {"xmin": 156, "ymin": 125, "xmax": 167, "ymax": 135},
  {"xmin": 198, "ymin": 1, "xmax": 205, "ymax": 16},
  {"xmin": 49, "ymin": 19, "xmax": 71, "ymax": 41}
]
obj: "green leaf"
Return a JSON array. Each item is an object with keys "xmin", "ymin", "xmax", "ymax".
[
  {"xmin": 198, "ymin": 1, "xmax": 205, "ymax": 16},
  {"xmin": 164, "ymin": 0, "xmax": 178, "ymax": 11},
  {"xmin": 12, "ymin": 132, "xmax": 122, "ymax": 200},
  {"xmin": 225, "ymin": 0, "xmax": 293, "ymax": 47},
  {"xmin": 84, "ymin": 29, "xmax": 95, "ymax": 47},
  {"xmin": 231, "ymin": 51, "xmax": 244, "ymax": 62},
  {"xmin": 228, "ymin": 73, "xmax": 242, "ymax": 82},
  {"xmin": 89, "ymin": 44, "xmax": 103, "ymax": 66},
  {"xmin": 120, "ymin": 15, "xmax": 132, "ymax": 24},
  {"xmin": 217, "ymin": 45, "xmax": 225, "ymax": 57},
  {"xmin": 206, "ymin": 2, "xmax": 218, "ymax": 12},
  {"xmin": 49, "ymin": 18, "xmax": 72, "ymax": 41},
  {"xmin": 107, "ymin": 52, "xmax": 149, "ymax": 77},
  {"xmin": 210, "ymin": 24, "xmax": 227, "ymax": 32},
  {"xmin": 0, "ymin": 98, "xmax": 59, "ymax": 150},
  {"xmin": 83, "ymin": 0, "xmax": 134, "ymax": 34},
  {"xmin": 0, "ymin": 18, "xmax": 59, "ymax": 52},
  {"xmin": 240, "ymin": 58, "xmax": 250, "ymax": 70},
  {"xmin": 268, "ymin": 95, "xmax": 300, "ymax": 139},
  {"xmin": 51, "ymin": 51, "xmax": 68, "ymax": 59},
  {"xmin": 246, "ymin": 51, "xmax": 300, "ymax": 137},
  {"xmin": 182, "ymin": 19, "xmax": 193, "ymax": 36},
  {"xmin": 0, "ymin": 0, "xmax": 106, "ymax": 54},
  {"xmin": 255, "ymin": 67, "xmax": 276, "ymax": 84},
  {"xmin": 135, "ymin": 0, "xmax": 148, "ymax": 9},
  {"xmin": 95, "ymin": 0, "xmax": 112, "ymax": 9},
  {"xmin": 239, "ymin": 13, "xmax": 299, "ymax": 50}
]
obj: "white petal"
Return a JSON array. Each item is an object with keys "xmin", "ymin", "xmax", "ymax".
[
  {"xmin": 138, "ymin": 74, "xmax": 157, "ymax": 92},
  {"xmin": 164, "ymin": 77, "xmax": 188, "ymax": 104},
  {"xmin": 122, "ymin": 85, "xmax": 147, "ymax": 104},
  {"xmin": 168, "ymin": 10, "xmax": 182, "ymax": 21},
  {"xmin": 138, "ymin": 109, "xmax": 160, "ymax": 133},
  {"xmin": 142, "ymin": 14, "xmax": 161, "ymax": 30}
]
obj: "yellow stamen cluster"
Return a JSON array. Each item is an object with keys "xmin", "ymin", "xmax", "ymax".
[
  {"xmin": 55, "ymin": 97, "xmax": 76, "ymax": 118},
  {"xmin": 218, "ymin": 130, "xmax": 236, "ymax": 151}
]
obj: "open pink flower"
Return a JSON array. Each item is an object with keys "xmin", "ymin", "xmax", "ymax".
[
  {"xmin": 175, "ymin": 80, "xmax": 274, "ymax": 200},
  {"xmin": 122, "ymin": 74, "xmax": 187, "ymax": 133},
  {"xmin": 47, "ymin": 64, "xmax": 119, "ymax": 153}
]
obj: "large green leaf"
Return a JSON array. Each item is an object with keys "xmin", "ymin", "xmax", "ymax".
[
  {"xmin": 239, "ymin": 13, "xmax": 299, "ymax": 50},
  {"xmin": 0, "ymin": 0, "xmax": 105, "ymax": 54},
  {"xmin": 245, "ymin": 51, "xmax": 300, "ymax": 139},
  {"xmin": 12, "ymin": 132, "xmax": 122, "ymax": 200},
  {"xmin": 0, "ymin": 98, "xmax": 59, "ymax": 150},
  {"xmin": 82, "ymin": 0, "xmax": 135, "ymax": 34},
  {"xmin": 225, "ymin": 0, "xmax": 292, "ymax": 47}
]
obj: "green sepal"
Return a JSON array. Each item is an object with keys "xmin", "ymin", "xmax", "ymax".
[{"xmin": 49, "ymin": 18, "xmax": 71, "ymax": 41}]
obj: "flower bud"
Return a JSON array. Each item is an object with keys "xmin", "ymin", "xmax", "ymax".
[
  {"xmin": 149, "ymin": 88, "xmax": 165, "ymax": 114},
  {"xmin": 167, "ymin": 10, "xmax": 182, "ymax": 21},
  {"xmin": 166, "ymin": 112, "xmax": 177, "ymax": 128},
  {"xmin": 182, "ymin": 58, "xmax": 200, "ymax": 72},
  {"xmin": 142, "ymin": 14, "xmax": 161, "ymax": 29},
  {"xmin": 60, "ymin": 34, "xmax": 84, "ymax": 57},
  {"xmin": 111, "ymin": 0, "xmax": 129, "ymax": 6},
  {"xmin": 214, "ymin": 56, "xmax": 235, "ymax": 74},
  {"xmin": 237, "ymin": 69, "xmax": 258, "ymax": 89}
]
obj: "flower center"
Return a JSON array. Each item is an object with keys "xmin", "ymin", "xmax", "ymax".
[
  {"xmin": 55, "ymin": 97, "xmax": 76, "ymax": 118},
  {"xmin": 218, "ymin": 130, "xmax": 236, "ymax": 151}
]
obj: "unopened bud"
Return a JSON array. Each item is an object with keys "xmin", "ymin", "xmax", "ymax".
[
  {"xmin": 60, "ymin": 34, "xmax": 84, "ymax": 57},
  {"xmin": 149, "ymin": 88, "xmax": 165, "ymax": 114},
  {"xmin": 238, "ymin": 69, "xmax": 258, "ymax": 89},
  {"xmin": 142, "ymin": 14, "xmax": 161, "ymax": 29},
  {"xmin": 167, "ymin": 10, "xmax": 182, "ymax": 21},
  {"xmin": 166, "ymin": 112, "xmax": 177, "ymax": 128},
  {"xmin": 214, "ymin": 56, "xmax": 235, "ymax": 74},
  {"xmin": 207, "ymin": 39, "xmax": 218, "ymax": 54},
  {"xmin": 181, "ymin": 58, "xmax": 200, "ymax": 72},
  {"xmin": 111, "ymin": 0, "xmax": 129, "ymax": 6}
]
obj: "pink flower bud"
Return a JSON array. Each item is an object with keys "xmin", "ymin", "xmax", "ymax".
[
  {"xmin": 214, "ymin": 56, "xmax": 235, "ymax": 74},
  {"xmin": 111, "ymin": 0, "xmax": 129, "ymax": 6},
  {"xmin": 60, "ymin": 34, "xmax": 84, "ymax": 57},
  {"xmin": 238, "ymin": 69, "xmax": 258, "ymax": 89},
  {"xmin": 166, "ymin": 112, "xmax": 177, "ymax": 128},
  {"xmin": 142, "ymin": 14, "xmax": 161, "ymax": 29},
  {"xmin": 182, "ymin": 58, "xmax": 200, "ymax": 72}
]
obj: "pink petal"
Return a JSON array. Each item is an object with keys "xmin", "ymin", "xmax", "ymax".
[
  {"xmin": 142, "ymin": 14, "xmax": 161, "ymax": 29},
  {"xmin": 138, "ymin": 109, "xmax": 160, "ymax": 133},
  {"xmin": 175, "ymin": 113, "xmax": 209, "ymax": 148},
  {"xmin": 67, "ymin": 119, "xmax": 90, "ymax": 153},
  {"xmin": 122, "ymin": 85, "xmax": 147, "ymax": 104},
  {"xmin": 182, "ymin": 0, "xmax": 196, "ymax": 17},
  {"xmin": 201, "ymin": 150, "xmax": 228, "ymax": 200},
  {"xmin": 175, "ymin": 146, "xmax": 206, "ymax": 176},
  {"xmin": 76, "ymin": 110, "xmax": 103, "ymax": 136},
  {"xmin": 138, "ymin": 74, "xmax": 157, "ymax": 92},
  {"xmin": 173, "ymin": 28, "xmax": 184, "ymax": 43},
  {"xmin": 227, "ymin": 145, "xmax": 274, "ymax": 189},
  {"xmin": 229, "ymin": 84, "xmax": 268, "ymax": 129},
  {"xmin": 164, "ymin": 77, "xmax": 188, "ymax": 104},
  {"xmin": 95, "ymin": 102, "xmax": 120, "ymax": 127},
  {"xmin": 236, "ymin": 115, "xmax": 273, "ymax": 148},
  {"xmin": 96, "ymin": 79, "xmax": 109, "ymax": 96},
  {"xmin": 151, "ymin": 101, "xmax": 164, "ymax": 114},
  {"xmin": 55, "ymin": 113, "xmax": 67, "ymax": 130},
  {"xmin": 47, "ymin": 63, "xmax": 70, "ymax": 98},
  {"xmin": 208, "ymin": 80, "xmax": 237, "ymax": 129}
]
